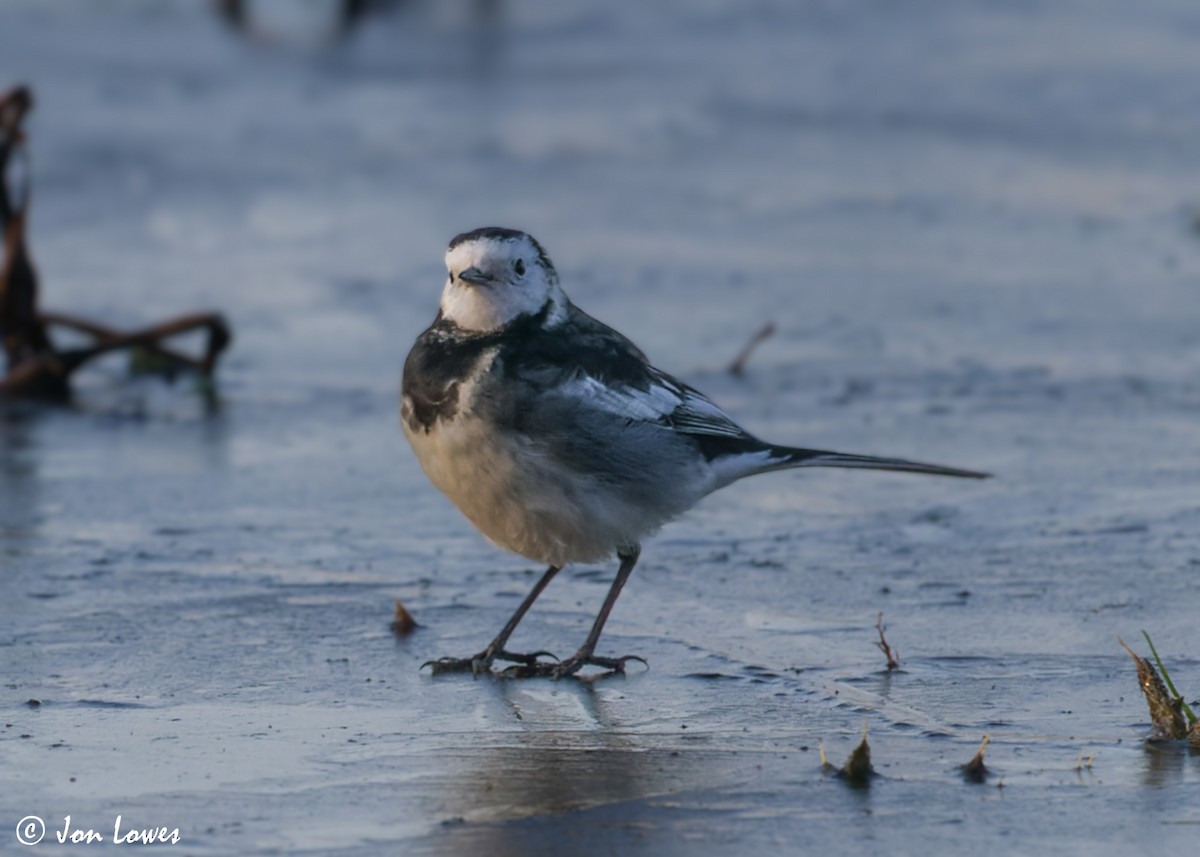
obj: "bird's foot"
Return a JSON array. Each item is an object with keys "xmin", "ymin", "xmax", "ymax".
[
  {"xmin": 504, "ymin": 652, "xmax": 647, "ymax": 681},
  {"xmin": 422, "ymin": 648, "xmax": 559, "ymax": 677}
]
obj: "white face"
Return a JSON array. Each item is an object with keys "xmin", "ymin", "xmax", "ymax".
[{"xmin": 439, "ymin": 231, "xmax": 566, "ymax": 332}]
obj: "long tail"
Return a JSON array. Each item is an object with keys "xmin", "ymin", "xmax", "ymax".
[{"xmin": 771, "ymin": 446, "xmax": 990, "ymax": 479}]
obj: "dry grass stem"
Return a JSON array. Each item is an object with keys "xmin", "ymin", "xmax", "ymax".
[
  {"xmin": 727, "ymin": 322, "xmax": 776, "ymax": 376},
  {"xmin": 875, "ymin": 612, "xmax": 900, "ymax": 671}
]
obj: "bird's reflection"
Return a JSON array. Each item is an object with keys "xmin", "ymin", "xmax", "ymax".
[{"xmin": 426, "ymin": 678, "xmax": 716, "ymax": 852}]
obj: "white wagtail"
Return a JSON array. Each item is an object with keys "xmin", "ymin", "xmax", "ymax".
[{"xmin": 403, "ymin": 227, "xmax": 988, "ymax": 679}]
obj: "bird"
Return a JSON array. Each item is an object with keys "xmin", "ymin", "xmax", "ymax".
[{"xmin": 402, "ymin": 226, "xmax": 988, "ymax": 679}]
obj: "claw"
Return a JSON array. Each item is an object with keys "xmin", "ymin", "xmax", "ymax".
[
  {"xmin": 503, "ymin": 653, "xmax": 648, "ymax": 680},
  {"xmin": 494, "ymin": 649, "xmax": 559, "ymax": 666},
  {"xmin": 420, "ymin": 655, "xmax": 490, "ymax": 676},
  {"xmin": 560, "ymin": 653, "xmax": 648, "ymax": 679},
  {"xmin": 421, "ymin": 649, "xmax": 562, "ymax": 677}
]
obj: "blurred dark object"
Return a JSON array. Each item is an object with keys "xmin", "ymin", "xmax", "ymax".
[
  {"xmin": 213, "ymin": 0, "xmax": 407, "ymax": 46},
  {"xmin": 212, "ymin": 0, "xmax": 501, "ymax": 58},
  {"xmin": 0, "ymin": 85, "xmax": 231, "ymax": 402}
]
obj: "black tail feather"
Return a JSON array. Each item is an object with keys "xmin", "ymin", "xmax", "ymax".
[{"xmin": 775, "ymin": 447, "xmax": 990, "ymax": 480}]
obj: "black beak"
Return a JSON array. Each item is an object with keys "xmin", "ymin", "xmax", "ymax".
[{"xmin": 457, "ymin": 266, "xmax": 493, "ymax": 287}]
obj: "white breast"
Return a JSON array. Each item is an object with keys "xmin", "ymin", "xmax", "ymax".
[{"xmin": 403, "ymin": 372, "xmax": 690, "ymax": 566}]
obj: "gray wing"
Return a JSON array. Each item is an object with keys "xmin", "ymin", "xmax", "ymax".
[{"xmin": 493, "ymin": 363, "xmax": 756, "ymax": 500}]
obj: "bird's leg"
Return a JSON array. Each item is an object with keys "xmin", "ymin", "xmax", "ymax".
[
  {"xmin": 511, "ymin": 547, "xmax": 646, "ymax": 680},
  {"xmin": 423, "ymin": 565, "xmax": 562, "ymax": 676}
]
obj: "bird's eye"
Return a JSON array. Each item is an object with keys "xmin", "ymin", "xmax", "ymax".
[{"xmin": 514, "ymin": 259, "xmax": 526, "ymax": 277}]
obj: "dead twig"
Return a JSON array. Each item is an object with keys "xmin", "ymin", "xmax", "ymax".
[
  {"xmin": 875, "ymin": 612, "xmax": 900, "ymax": 671},
  {"xmin": 727, "ymin": 322, "xmax": 776, "ymax": 376}
]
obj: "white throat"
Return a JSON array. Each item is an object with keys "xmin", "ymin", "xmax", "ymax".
[{"xmin": 439, "ymin": 239, "xmax": 567, "ymax": 332}]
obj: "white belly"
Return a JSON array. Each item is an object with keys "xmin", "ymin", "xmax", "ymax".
[{"xmin": 405, "ymin": 408, "xmax": 653, "ymax": 566}]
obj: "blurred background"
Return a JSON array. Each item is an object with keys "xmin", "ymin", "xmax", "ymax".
[{"xmin": 9, "ymin": 0, "xmax": 1197, "ymax": 398}]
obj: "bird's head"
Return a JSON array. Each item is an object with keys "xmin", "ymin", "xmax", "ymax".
[{"xmin": 439, "ymin": 227, "xmax": 566, "ymax": 332}]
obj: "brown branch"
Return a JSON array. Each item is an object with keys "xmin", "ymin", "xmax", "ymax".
[
  {"xmin": 875, "ymin": 611, "xmax": 900, "ymax": 671},
  {"xmin": 727, "ymin": 322, "xmax": 776, "ymax": 376}
]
